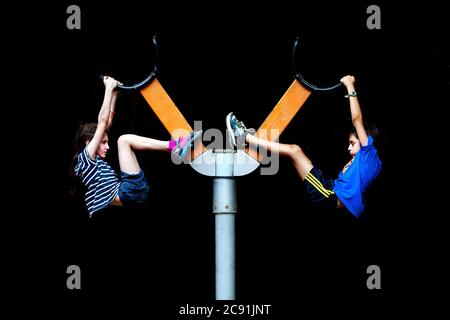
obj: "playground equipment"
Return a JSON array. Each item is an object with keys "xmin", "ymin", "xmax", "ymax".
[{"xmin": 108, "ymin": 35, "xmax": 341, "ymax": 300}]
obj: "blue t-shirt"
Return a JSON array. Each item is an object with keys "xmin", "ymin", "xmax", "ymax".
[
  {"xmin": 74, "ymin": 147, "xmax": 121, "ymax": 217},
  {"xmin": 333, "ymin": 136, "xmax": 382, "ymax": 218}
]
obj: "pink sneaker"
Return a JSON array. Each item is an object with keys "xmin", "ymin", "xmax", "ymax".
[{"xmin": 170, "ymin": 130, "xmax": 202, "ymax": 158}]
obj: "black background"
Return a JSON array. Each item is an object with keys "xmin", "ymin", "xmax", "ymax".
[{"xmin": 9, "ymin": 0, "xmax": 449, "ymax": 317}]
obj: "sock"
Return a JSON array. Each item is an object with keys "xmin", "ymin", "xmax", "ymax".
[
  {"xmin": 168, "ymin": 136, "xmax": 189, "ymax": 152},
  {"xmin": 168, "ymin": 139, "xmax": 177, "ymax": 151}
]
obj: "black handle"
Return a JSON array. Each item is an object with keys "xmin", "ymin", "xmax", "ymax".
[
  {"xmin": 100, "ymin": 35, "xmax": 159, "ymax": 90},
  {"xmin": 292, "ymin": 36, "xmax": 343, "ymax": 91}
]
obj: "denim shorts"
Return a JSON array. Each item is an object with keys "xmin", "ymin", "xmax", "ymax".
[{"xmin": 118, "ymin": 170, "xmax": 150, "ymax": 207}]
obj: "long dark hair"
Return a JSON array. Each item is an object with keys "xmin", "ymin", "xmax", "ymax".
[{"xmin": 69, "ymin": 123, "xmax": 97, "ymax": 197}]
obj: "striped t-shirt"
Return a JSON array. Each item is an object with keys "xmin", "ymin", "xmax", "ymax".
[{"xmin": 74, "ymin": 147, "xmax": 121, "ymax": 216}]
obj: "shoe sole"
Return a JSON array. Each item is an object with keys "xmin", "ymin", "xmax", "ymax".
[
  {"xmin": 179, "ymin": 130, "xmax": 203, "ymax": 158},
  {"xmin": 225, "ymin": 112, "xmax": 237, "ymax": 148}
]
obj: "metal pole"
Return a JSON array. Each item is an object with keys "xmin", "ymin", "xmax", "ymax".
[{"xmin": 213, "ymin": 150, "xmax": 236, "ymax": 300}]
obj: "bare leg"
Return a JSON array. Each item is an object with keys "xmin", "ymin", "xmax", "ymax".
[
  {"xmin": 246, "ymin": 134, "xmax": 313, "ymax": 180},
  {"xmin": 117, "ymin": 134, "xmax": 169, "ymax": 174}
]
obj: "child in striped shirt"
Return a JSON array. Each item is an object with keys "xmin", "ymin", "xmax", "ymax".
[{"xmin": 71, "ymin": 76, "xmax": 201, "ymax": 217}]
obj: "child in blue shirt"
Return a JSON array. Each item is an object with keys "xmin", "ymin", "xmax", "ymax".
[{"xmin": 226, "ymin": 75, "xmax": 382, "ymax": 218}]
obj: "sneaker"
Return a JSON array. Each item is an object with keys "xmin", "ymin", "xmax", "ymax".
[
  {"xmin": 226, "ymin": 112, "xmax": 248, "ymax": 148},
  {"xmin": 171, "ymin": 130, "xmax": 203, "ymax": 158}
]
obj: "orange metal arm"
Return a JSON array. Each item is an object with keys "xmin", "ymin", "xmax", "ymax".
[{"xmin": 140, "ymin": 78, "xmax": 205, "ymax": 159}]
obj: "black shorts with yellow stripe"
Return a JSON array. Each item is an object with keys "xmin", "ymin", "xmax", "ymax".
[{"xmin": 304, "ymin": 167, "xmax": 337, "ymax": 205}]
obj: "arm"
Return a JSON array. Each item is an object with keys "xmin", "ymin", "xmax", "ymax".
[
  {"xmin": 87, "ymin": 76, "xmax": 119, "ymax": 159},
  {"xmin": 340, "ymin": 75, "xmax": 369, "ymax": 146},
  {"xmin": 105, "ymin": 90, "xmax": 119, "ymax": 132}
]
